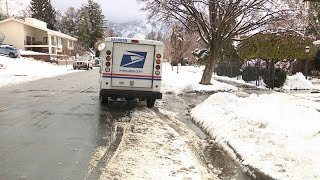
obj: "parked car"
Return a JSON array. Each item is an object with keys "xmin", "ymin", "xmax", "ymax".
[
  {"xmin": 0, "ymin": 45, "xmax": 20, "ymax": 58},
  {"xmin": 73, "ymin": 54, "xmax": 93, "ymax": 70}
]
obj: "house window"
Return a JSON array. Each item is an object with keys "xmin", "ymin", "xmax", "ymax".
[
  {"xmin": 26, "ymin": 36, "xmax": 31, "ymax": 45},
  {"xmin": 43, "ymin": 37, "xmax": 48, "ymax": 45},
  {"xmin": 69, "ymin": 40, "xmax": 73, "ymax": 47},
  {"xmin": 57, "ymin": 37, "xmax": 62, "ymax": 46},
  {"xmin": 51, "ymin": 37, "xmax": 55, "ymax": 45},
  {"xmin": 43, "ymin": 48, "xmax": 49, "ymax": 53}
]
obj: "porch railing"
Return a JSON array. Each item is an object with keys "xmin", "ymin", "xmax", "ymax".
[{"xmin": 25, "ymin": 41, "xmax": 49, "ymax": 45}]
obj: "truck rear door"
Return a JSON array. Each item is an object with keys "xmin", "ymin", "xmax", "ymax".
[{"xmin": 111, "ymin": 43, "xmax": 155, "ymax": 88}]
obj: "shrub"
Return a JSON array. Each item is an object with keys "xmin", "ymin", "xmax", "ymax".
[
  {"xmin": 192, "ymin": 49, "xmax": 209, "ymax": 66},
  {"xmin": 314, "ymin": 49, "xmax": 320, "ymax": 71},
  {"xmin": 242, "ymin": 67, "xmax": 258, "ymax": 81},
  {"xmin": 216, "ymin": 61, "xmax": 241, "ymax": 77},
  {"xmin": 262, "ymin": 68, "xmax": 287, "ymax": 88}
]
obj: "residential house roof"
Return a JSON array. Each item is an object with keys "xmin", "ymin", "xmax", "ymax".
[{"xmin": 0, "ymin": 17, "xmax": 77, "ymax": 41}]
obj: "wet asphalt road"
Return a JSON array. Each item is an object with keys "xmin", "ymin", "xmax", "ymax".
[{"xmin": 0, "ymin": 69, "xmax": 124, "ymax": 179}]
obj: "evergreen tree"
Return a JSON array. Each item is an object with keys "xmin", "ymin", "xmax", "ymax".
[
  {"xmin": 0, "ymin": 12, "xmax": 4, "ymax": 21},
  {"xmin": 77, "ymin": 7, "xmax": 91, "ymax": 47},
  {"xmin": 315, "ymin": 49, "xmax": 320, "ymax": 71},
  {"xmin": 0, "ymin": 8, "xmax": 7, "ymax": 20},
  {"xmin": 59, "ymin": 7, "xmax": 79, "ymax": 36},
  {"xmin": 30, "ymin": 0, "xmax": 56, "ymax": 30},
  {"xmin": 238, "ymin": 32, "xmax": 314, "ymax": 61},
  {"xmin": 85, "ymin": 0, "xmax": 105, "ymax": 48}
]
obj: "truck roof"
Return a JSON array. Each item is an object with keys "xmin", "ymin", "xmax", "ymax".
[{"xmin": 105, "ymin": 37, "xmax": 164, "ymax": 46}]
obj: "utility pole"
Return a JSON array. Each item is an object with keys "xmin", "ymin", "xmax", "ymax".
[{"xmin": 6, "ymin": 0, "xmax": 9, "ymax": 17}]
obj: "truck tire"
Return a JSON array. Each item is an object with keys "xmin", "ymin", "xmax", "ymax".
[
  {"xmin": 100, "ymin": 96, "xmax": 108, "ymax": 106},
  {"xmin": 86, "ymin": 66, "xmax": 89, "ymax": 70},
  {"xmin": 146, "ymin": 99, "xmax": 155, "ymax": 108}
]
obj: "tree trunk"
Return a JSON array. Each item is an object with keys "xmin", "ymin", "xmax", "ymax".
[
  {"xmin": 200, "ymin": 46, "xmax": 218, "ymax": 85},
  {"xmin": 288, "ymin": 60, "xmax": 294, "ymax": 75}
]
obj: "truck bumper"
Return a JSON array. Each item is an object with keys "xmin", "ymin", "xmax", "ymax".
[{"xmin": 100, "ymin": 89, "xmax": 162, "ymax": 99}]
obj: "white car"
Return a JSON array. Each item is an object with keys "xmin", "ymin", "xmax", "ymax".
[{"xmin": 73, "ymin": 55, "xmax": 93, "ymax": 70}]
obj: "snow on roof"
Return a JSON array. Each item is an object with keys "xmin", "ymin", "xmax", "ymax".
[
  {"xmin": 105, "ymin": 37, "xmax": 164, "ymax": 45},
  {"xmin": 0, "ymin": 17, "xmax": 77, "ymax": 41}
]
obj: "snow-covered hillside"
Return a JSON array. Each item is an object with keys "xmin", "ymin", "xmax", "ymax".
[
  {"xmin": 108, "ymin": 20, "xmax": 151, "ymax": 39},
  {"xmin": 108, "ymin": 20, "xmax": 170, "ymax": 39}
]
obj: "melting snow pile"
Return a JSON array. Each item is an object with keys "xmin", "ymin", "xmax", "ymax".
[
  {"xmin": 282, "ymin": 73, "xmax": 319, "ymax": 90},
  {"xmin": 162, "ymin": 63, "xmax": 237, "ymax": 94},
  {"xmin": 100, "ymin": 109, "xmax": 215, "ymax": 179},
  {"xmin": 191, "ymin": 92, "xmax": 320, "ymax": 179},
  {"xmin": 0, "ymin": 56, "xmax": 79, "ymax": 88}
]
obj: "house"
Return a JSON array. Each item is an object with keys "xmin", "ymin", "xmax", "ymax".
[{"xmin": 0, "ymin": 17, "xmax": 77, "ymax": 56}]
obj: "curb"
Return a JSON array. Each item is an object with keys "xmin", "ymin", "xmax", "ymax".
[{"xmin": 191, "ymin": 117, "xmax": 275, "ymax": 180}]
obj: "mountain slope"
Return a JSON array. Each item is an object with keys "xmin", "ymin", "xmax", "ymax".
[{"xmin": 108, "ymin": 20, "xmax": 151, "ymax": 39}]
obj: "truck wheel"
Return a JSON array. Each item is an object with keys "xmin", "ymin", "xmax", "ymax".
[
  {"xmin": 86, "ymin": 66, "xmax": 89, "ymax": 70},
  {"xmin": 146, "ymin": 99, "xmax": 155, "ymax": 108},
  {"xmin": 9, "ymin": 53, "xmax": 14, "ymax": 58},
  {"xmin": 90, "ymin": 66, "xmax": 93, "ymax": 69},
  {"xmin": 100, "ymin": 96, "xmax": 108, "ymax": 105}
]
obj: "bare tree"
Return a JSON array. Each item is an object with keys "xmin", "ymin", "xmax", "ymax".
[
  {"xmin": 139, "ymin": 0, "xmax": 290, "ymax": 84},
  {"xmin": 169, "ymin": 24, "xmax": 184, "ymax": 64}
]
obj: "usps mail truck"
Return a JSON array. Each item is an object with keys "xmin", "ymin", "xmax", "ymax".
[{"xmin": 97, "ymin": 37, "xmax": 164, "ymax": 107}]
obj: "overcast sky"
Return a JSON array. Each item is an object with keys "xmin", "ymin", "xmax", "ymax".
[{"xmin": 51, "ymin": 0, "xmax": 146, "ymax": 23}]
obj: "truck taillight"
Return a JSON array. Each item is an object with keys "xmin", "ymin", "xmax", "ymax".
[
  {"xmin": 106, "ymin": 62, "xmax": 111, "ymax": 66},
  {"xmin": 106, "ymin": 56, "xmax": 111, "ymax": 61},
  {"xmin": 106, "ymin": 50, "xmax": 111, "ymax": 55},
  {"xmin": 131, "ymin": 40, "xmax": 139, "ymax": 43},
  {"xmin": 155, "ymin": 65, "xmax": 160, "ymax": 70}
]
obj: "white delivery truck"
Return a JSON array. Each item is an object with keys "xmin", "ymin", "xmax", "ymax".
[{"xmin": 97, "ymin": 37, "xmax": 164, "ymax": 107}]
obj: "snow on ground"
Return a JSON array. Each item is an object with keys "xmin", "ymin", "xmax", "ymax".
[
  {"xmin": 213, "ymin": 75, "xmax": 267, "ymax": 89},
  {"xmin": 311, "ymin": 78, "xmax": 320, "ymax": 84},
  {"xmin": 214, "ymin": 72, "xmax": 319, "ymax": 90},
  {"xmin": 99, "ymin": 108, "xmax": 216, "ymax": 180},
  {"xmin": 283, "ymin": 73, "xmax": 319, "ymax": 90},
  {"xmin": 20, "ymin": 50, "xmax": 48, "ymax": 55},
  {"xmin": 162, "ymin": 63, "xmax": 237, "ymax": 94},
  {"xmin": 191, "ymin": 92, "xmax": 320, "ymax": 180},
  {"xmin": 0, "ymin": 56, "xmax": 80, "ymax": 88}
]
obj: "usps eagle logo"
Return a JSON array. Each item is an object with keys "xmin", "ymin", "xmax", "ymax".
[{"xmin": 120, "ymin": 51, "xmax": 147, "ymax": 68}]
